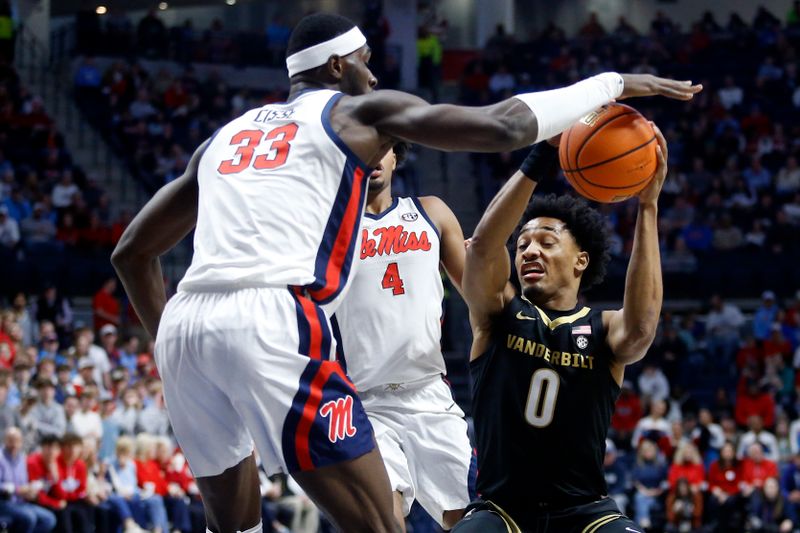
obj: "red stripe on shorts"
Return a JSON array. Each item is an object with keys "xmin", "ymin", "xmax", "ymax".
[
  {"xmin": 293, "ymin": 287, "xmax": 324, "ymax": 360},
  {"xmin": 295, "ymin": 363, "xmax": 335, "ymax": 470}
]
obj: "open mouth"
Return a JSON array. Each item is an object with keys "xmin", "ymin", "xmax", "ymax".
[{"xmin": 521, "ymin": 262, "xmax": 545, "ymax": 282}]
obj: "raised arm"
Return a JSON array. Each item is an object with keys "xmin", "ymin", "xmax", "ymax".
[
  {"xmin": 463, "ymin": 143, "xmax": 560, "ymax": 358},
  {"xmin": 339, "ymin": 74, "xmax": 700, "ymax": 161},
  {"xmin": 604, "ymin": 125, "xmax": 668, "ymax": 375},
  {"xmin": 418, "ymin": 196, "xmax": 466, "ymax": 293},
  {"xmin": 111, "ymin": 140, "xmax": 209, "ymax": 337}
]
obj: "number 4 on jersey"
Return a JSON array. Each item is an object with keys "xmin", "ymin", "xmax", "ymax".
[{"xmin": 381, "ymin": 262, "xmax": 405, "ymax": 296}]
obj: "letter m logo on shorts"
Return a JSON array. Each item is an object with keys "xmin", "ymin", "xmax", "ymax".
[{"xmin": 319, "ymin": 395, "xmax": 358, "ymax": 443}]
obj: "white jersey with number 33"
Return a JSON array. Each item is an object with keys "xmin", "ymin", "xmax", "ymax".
[
  {"xmin": 179, "ymin": 89, "xmax": 369, "ymax": 313},
  {"xmin": 335, "ymin": 197, "xmax": 445, "ymax": 391}
]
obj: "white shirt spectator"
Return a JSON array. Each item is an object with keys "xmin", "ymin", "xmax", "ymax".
[
  {"xmin": 51, "ymin": 182, "xmax": 80, "ymax": 208},
  {"xmin": 738, "ymin": 430, "xmax": 779, "ymax": 461},
  {"xmin": 88, "ymin": 343, "xmax": 111, "ymax": 390},
  {"xmin": 692, "ymin": 423, "xmax": 725, "ymax": 451},
  {"xmin": 788, "ymin": 418, "xmax": 800, "ymax": 455},
  {"xmin": 718, "ymin": 85, "xmax": 743, "ymax": 109},
  {"xmin": 631, "ymin": 415, "xmax": 671, "ymax": 448},
  {"xmin": 72, "ymin": 408, "xmax": 103, "ymax": 440},
  {"xmin": 0, "ymin": 211, "xmax": 19, "ymax": 248},
  {"xmin": 776, "ymin": 165, "xmax": 800, "ymax": 195},
  {"xmin": 706, "ymin": 302, "xmax": 745, "ymax": 339},
  {"xmin": 638, "ymin": 367, "xmax": 670, "ymax": 402}
]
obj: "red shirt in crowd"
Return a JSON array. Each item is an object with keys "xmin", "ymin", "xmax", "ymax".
[
  {"xmin": 734, "ymin": 391, "xmax": 775, "ymax": 428},
  {"xmin": 707, "ymin": 460, "xmax": 742, "ymax": 495},
  {"xmin": 53, "ymin": 456, "xmax": 87, "ymax": 502},
  {"xmin": 612, "ymin": 392, "xmax": 642, "ymax": 433},
  {"xmin": 741, "ymin": 458, "xmax": 778, "ymax": 488},
  {"xmin": 92, "ymin": 288, "xmax": 120, "ymax": 332},
  {"xmin": 136, "ymin": 459, "xmax": 169, "ymax": 496},
  {"xmin": 27, "ymin": 452, "xmax": 63, "ymax": 509},
  {"xmin": 160, "ymin": 451, "xmax": 196, "ymax": 494},
  {"xmin": 668, "ymin": 462, "xmax": 706, "ymax": 489}
]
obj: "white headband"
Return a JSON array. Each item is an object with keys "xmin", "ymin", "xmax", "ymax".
[{"xmin": 286, "ymin": 26, "xmax": 367, "ymax": 77}]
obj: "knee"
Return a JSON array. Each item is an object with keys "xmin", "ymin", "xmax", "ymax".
[
  {"xmin": 15, "ymin": 508, "xmax": 36, "ymax": 530},
  {"xmin": 37, "ymin": 509, "xmax": 57, "ymax": 531}
]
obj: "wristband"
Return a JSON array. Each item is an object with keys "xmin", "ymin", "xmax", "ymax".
[{"xmin": 520, "ymin": 142, "xmax": 559, "ymax": 183}]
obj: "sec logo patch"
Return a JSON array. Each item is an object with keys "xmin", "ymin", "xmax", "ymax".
[
  {"xmin": 401, "ymin": 212, "xmax": 418, "ymax": 222},
  {"xmin": 576, "ymin": 336, "xmax": 589, "ymax": 350}
]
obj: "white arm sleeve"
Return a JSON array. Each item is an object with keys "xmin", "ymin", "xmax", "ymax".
[{"xmin": 514, "ymin": 72, "xmax": 625, "ymax": 143}]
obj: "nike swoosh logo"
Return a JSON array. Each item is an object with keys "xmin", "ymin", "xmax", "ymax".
[
  {"xmin": 516, "ymin": 311, "xmax": 537, "ymax": 321},
  {"xmin": 445, "ymin": 402, "xmax": 455, "ymax": 411}
]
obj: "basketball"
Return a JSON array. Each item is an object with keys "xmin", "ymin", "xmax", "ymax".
[{"xmin": 559, "ymin": 103, "xmax": 658, "ymax": 203}]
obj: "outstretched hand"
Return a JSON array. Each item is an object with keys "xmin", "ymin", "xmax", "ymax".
[
  {"xmin": 619, "ymin": 74, "xmax": 702, "ymax": 101},
  {"xmin": 637, "ymin": 122, "xmax": 668, "ymax": 206}
]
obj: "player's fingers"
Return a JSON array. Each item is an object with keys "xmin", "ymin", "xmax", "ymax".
[{"xmin": 651, "ymin": 123, "xmax": 668, "ymax": 158}]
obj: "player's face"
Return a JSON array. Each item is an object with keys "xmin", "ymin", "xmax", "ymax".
[
  {"xmin": 339, "ymin": 45, "xmax": 378, "ymax": 96},
  {"xmin": 515, "ymin": 217, "xmax": 587, "ymax": 302},
  {"xmin": 368, "ymin": 148, "xmax": 396, "ymax": 193}
]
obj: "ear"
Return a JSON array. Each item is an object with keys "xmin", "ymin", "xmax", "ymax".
[
  {"xmin": 575, "ymin": 250, "xmax": 589, "ymax": 274},
  {"xmin": 390, "ymin": 150, "xmax": 397, "ymax": 171},
  {"xmin": 326, "ymin": 55, "xmax": 344, "ymax": 81}
]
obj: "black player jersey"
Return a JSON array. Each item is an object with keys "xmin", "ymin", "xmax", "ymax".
[{"xmin": 470, "ymin": 295, "xmax": 620, "ymax": 525}]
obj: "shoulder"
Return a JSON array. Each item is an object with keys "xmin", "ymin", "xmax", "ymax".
[{"xmin": 417, "ymin": 196, "xmax": 458, "ymax": 233}]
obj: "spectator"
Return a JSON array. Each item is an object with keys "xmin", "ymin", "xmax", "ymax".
[
  {"xmin": 692, "ymin": 408, "xmax": 725, "ymax": 460},
  {"xmin": 112, "ymin": 388, "xmax": 141, "ymax": 436},
  {"xmin": 92, "ymin": 279, "xmax": 120, "ymax": 333},
  {"xmin": 739, "ymin": 415, "xmax": 780, "ymax": 462},
  {"xmin": 718, "ymin": 75, "xmax": 744, "ymax": 109},
  {"xmin": 15, "ymin": 390, "xmax": 39, "ymax": 453},
  {"xmin": 51, "ymin": 433, "xmax": 92, "ymax": 531},
  {"xmin": 134, "ymin": 434, "xmax": 191, "ymax": 532},
  {"xmin": 0, "ymin": 380, "xmax": 15, "ymax": 435},
  {"xmin": 665, "ymin": 477, "xmax": 703, "ymax": 533},
  {"xmin": 713, "ymin": 213, "xmax": 744, "ymax": 250},
  {"xmin": 781, "ymin": 451, "xmax": 800, "ymax": 523},
  {"xmin": 754, "ymin": 291, "xmax": 781, "ymax": 341},
  {"xmin": 13, "ymin": 292, "xmax": 37, "ymax": 348},
  {"xmin": 611, "ymin": 381, "xmax": 641, "ymax": 448},
  {"xmin": 667, "ymin": 442, "xmax": 705, "ymax": 490},
  {"xmin": 776, "ymin": 156, "xmax": 800, "ymax": 197},
  {"xmin": 638, "ymin": 363, "xmax": 670, "ymax": 403},
  {"xmin": 71, "ymin": 390, "xmax": 101, "ymax": 441},
  {"xmin": 633, "ymin": 398, "xmax": 672, "ymax": 450},
  {"xmin": 108, "ymin": 436, "xmax": 170, "ymax": 533},
  {"xmin": 603, "ymin": 439, "xmax": 629, "ymax": 515},
  {"xmin": 29, "ymin": 379, "xmax": 65, "ymax": 441},
  {"xmin": 743, "ymin": 156, "xmax": 773, "ymax": 191},
  {"xmin": 747, "ymin": 477, "xmax": 794, "ymax": 533},
  {"xmin": 26, "ymin": 435, "xmax": 68, "ymax": 520},
  {"xmin": 707, "ymin": 441, "xmax": 743, "ymax": 531},
  {"xmin": 632, "ymin": 439, "xmax": 668, "ymax": 530},
  {"xmin": 50, "ymin": 172, "xmax": 80, "ymax": 211},
  {"xmin": 706, "ymin": 294, "xmax": 745, "ymax": 360},
  {"xmin": 35, "ymin": 286, "xmax": 73, "ymax": 345},
  {"xmin": 0, "ymin": 204, "xmax": 19, "ymax": 249},
  {"xmin": 742, "ymin": 443, "xmax": 780, "ymax": 496},
  {"xmin": 137, "ymin": 381, "xmax": 169, "ymax": 437},
  {"xmin": 736, "ymin": 379, "xmax": 776, "ymax": 429},
  {"xmin": 0, "ymin": 426, "xmax": 57, "ymax": 531}
]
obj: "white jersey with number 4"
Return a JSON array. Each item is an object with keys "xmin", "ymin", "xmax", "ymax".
[
  {"xmin": 335, "ymin": 197, "xmax": 445, "ymax": 391},
  {"xmin": 179, "ymin": 89, "xmax": 369, "ymax": 313}
]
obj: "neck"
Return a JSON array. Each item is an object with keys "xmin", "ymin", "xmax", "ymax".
[
  {"xmin": 527, "ymin": 287, "xmax": 579, "ymax": 312},
  {"xmin": 365, "ymin": 188, "xmax": 393, "ymax": 215},
  {"xmin": 288, "ymin": 80, "xmax": 336, "ymax": 100}
]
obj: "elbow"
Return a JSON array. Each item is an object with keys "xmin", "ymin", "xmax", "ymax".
[{"xmin": 465, "ymin": 234, "xmax": 495, "ymax": 259}]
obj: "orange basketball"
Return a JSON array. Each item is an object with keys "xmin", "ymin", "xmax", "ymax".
[{"xmin": 559, "ymin": 103, "xmax": 657, "ymax": 203}]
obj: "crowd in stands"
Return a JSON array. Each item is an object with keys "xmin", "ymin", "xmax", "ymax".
[{"xmin": 461, "ymin": 4, "xmax": 800, "ymax": 300}]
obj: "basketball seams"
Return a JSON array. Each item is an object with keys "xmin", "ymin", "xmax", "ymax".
[
  {"xmin": 572, "ymin": 110, "xmax": 638, "ymax": 171},
  {"xmin": 565, "ymin": 135, "xmax": 657, "ymax": 174}
]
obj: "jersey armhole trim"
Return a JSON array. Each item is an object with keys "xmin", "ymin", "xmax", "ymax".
[
  {"xmin": 321, "ymin": 92, "xmax": 373, "ymax": 174},
  {"xmin": 410, "ymin": 197, "xmax": 441, "ymax": 240}
]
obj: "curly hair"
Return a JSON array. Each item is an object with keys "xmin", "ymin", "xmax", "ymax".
[
  {"xmin": 516, "ymin": 194, "xmax": 611, "ymax": 291},
  {"xmin": 392, "ymin": 142, "xmax": 411, "ymax": 168}
]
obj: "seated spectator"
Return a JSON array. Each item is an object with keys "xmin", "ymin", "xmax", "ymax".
[
  {"xmin": 26, "ymin": 435, "xmax": 67, "ymax": 517},
  {"xmin": 52, "ymin": 433, "xmax": 92, "ymax": 532},
  {"xmin": 154, "ymin": 436, "xmax": 204, "ymax": 531},
  {"xmin": 632, "ymin": 398, "xmax": 671, "ymax": 451},
  {"xmin": 713, "ymin": 213, "xmax": 743, "ymax": 250},
  {"xmin": 21, "ymin": 203, "xmax": 57, "ymax": 245},
  {"xmin": 781, "ymin": 451, "xmax": 800, "ymax": 524},
  {"xmin": 611, "ymin": 381, "xmax": 641, "ymax": 449},
  {"xmin": 30, "ymin": 378, "xmax": 66, "ymax": 441},
  {"xmin": 137, "ymin": 381, "xmax": 169, "ymax": 437},
  {"xmin": 665, "ymin": 477, "xmax": 702, "ymax": 533},
  {"xmin": 0, "ymin": 204, "xmax": 19, "ymax": 249},
  {"xmin": 754, "ymin": 291, "xmax": 780, "ymax": 341},
  {"xmin": 747, "ymin": 477, "xmax": 794, "ymax": 533},
  {"xmin": 737, "ymin": 335, "xmax": 762, "ymax": 370},
  {"xmin": 776, "ymin": 155, "xmax": 800, "ymax": 197},
  {"xmin": 0, "ymin": 427, "xmax": 57, "ymax": 532},
  {"xmin": 71, "ymin": 390, "xmax": 102, "ymax": 441},
  {"xmin": 82, "ymin": 437, "xmax": 143, "ymax": 533},
  {"xmin": 15, "ymin": 389, "xmax": 39, "ymax": 453},
  {"xmin": 707, "ymin": 441, "xmax": 743, "ymax": 531},
  {"xmin": 692, "ymin": 408, "xmax": 725, "ymax": 461},
  {"xmin": 742, "ymin": 443, "xmax": 780, "ymax": 497},
  {"xmin": 92, "ymin": 279, "xmax": 120, "ymax": 334},
  {"xmin": 603, "ymin": 439, "xmax": 629, "ymax": 516},
  {"xmin": 632, "ymin": 440, "xmax": 668, "ymax": 530},
  {"xmin": 735, "ymin": 380, "xmax": 776, "ymax": 429},
  {"xmin": 739, "ymin": 415, "xmax": 780, "ymax": 461},
  {"xmin": 54, "ymin": 363, "xmax": 77, "ymax": 403},
  {"xmin": 35, "ymin": 286, "xmax": 73, "ymax": 344},
  {"xmin": 135, "ymin": 434, "xmax": 191, "ymax": 532},
  {"xmin": 667, "ymin": 442, "xmax": 705, "ymax": 490},
  {"xmin": 718, "ymin": 75, "xmax": 744, "ymax": 109},
  {"xmin": 50, "ymin": 172, "xmax": 80, "ymax": 211},
  {"xmin": 108, "ymin": 436, "xmax": 169, "ymax": 533},
  {"xmin": 0, "ymin": 380, "xmax": 15, "ymax": 436},
  {"xmin": 638, "ymin": 363, "xmax": 670, "ymax": 404}
]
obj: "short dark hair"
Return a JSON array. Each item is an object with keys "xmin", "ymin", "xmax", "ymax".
[
  {"xmin": 517, "ymin": 194, "xmax": 611, "ymax": 291},
  {"xmin": 393, "ymin": 142, "xmax": 411, "ymax": 168},
  {"xmin": 39, "ymin": 434, "xmax": 60, "ymax": 447},
  {"xmin": 287, "ymin": 13, "xmax": 358, "ymax": 59},
  {"xmin": 60, "ymin": 433, "xmax": 83, "ymax": 447}
]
